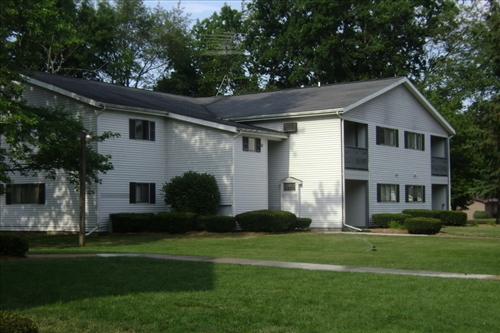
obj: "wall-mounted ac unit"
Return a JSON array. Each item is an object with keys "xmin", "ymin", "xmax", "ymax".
[{"xmin": 283, "ymin": 122, "xmax": 297, "ymax": 133}]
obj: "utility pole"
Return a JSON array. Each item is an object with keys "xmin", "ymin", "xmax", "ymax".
[{"xmin": 79, "ymin": 131, "xmax": 91, "ymax": 246}]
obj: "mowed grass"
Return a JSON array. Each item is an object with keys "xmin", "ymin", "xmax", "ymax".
[
  {"xmin": 7, "ymin": 225, "xmax": 500, "ymax": 275},
  {"xmin": 1, "ymin": 257, "xmax": 499, "ymax": 333},
  {"xmin": 1, "ymin": 227, "xmax": 499, "ymax": 332}
]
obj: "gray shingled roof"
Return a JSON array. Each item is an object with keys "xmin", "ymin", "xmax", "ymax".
[
  {"xmin": 29, "ymin": 72, "xmax": 262, "ymax": 131},
  {"xmin": 198, "ymin": 77, "xmax": 404, "ymax": 119}
]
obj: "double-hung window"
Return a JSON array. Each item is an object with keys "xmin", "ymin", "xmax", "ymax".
[
  {"xmin": 5, "ymin": 183, "xmax": 45, "ymax": 205},
  {"xmin": 405, "ymin": 131, "xmax": 425, "ymax": 151},
  {"xmin": 406, "ymin": 185, "xmax": 425, "ymax": 202},
  {"xmin": 376, "ymin": 127, "xmax": 399, "ymax": 147},
  {"xmin": 129, "ymin": 182, "xmax": 156, "ymax": 204},
  {"xmin": 242, "ymin": 137, "xmax": 261, "ymax": 152},
  {"xmin": 129, "ymin": 119, "xmax": 155, "ymax": 141},
  {"xmin": 377, "ymin": 184, "xmax": 399, "ymax": 202}
]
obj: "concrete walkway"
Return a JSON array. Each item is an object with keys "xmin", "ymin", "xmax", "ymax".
[{"xmin": 27, "ymin": 253, "xmax": 500, "ymax": 281}]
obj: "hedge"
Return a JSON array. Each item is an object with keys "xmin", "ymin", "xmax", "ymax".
[
  {"xmin": 402, "ymin": 209, "xmax": 441, "ymax": 218},
  {"xmin": 372, "ymin": 213, "xmax": 412, "ymax": 228},
  {"xmin": 197, "ymin": 216, "xmax": 236, "ymax": 232},
  {"xmin": 109, "ymin": 213, "xmax": 154, "ymax": 233},
  {"xmin": 236, "ymin": 210, "xmax": 297, "ymax": 232},
  {"xmin": 473, "ymin": 211, "xmax": 490, "ymax": 219},
  {"xmin": 150, "ymin": 212, "xmax": 196, "ymax": 234},
  {"xmin": 0, "ymin": 235, "xmax": 29, "ymax": 256},
  {"xmin": 438, "ymin": 211, "xmax": 467, "ymax": 226},
  {"xmin": 293, "ymin": 217, "xmax": 312, "ymax": 231},
  {"xmin": 0, "ymin": 310, "xmax": 38, "ymax": 333},
  {"xmin": 404, "ymin": 217, "xmax": 443, "ymax": 235}
]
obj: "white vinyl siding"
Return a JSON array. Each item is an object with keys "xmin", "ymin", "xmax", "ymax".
[
  {"xmin": 166, "ymin": 120, "xmax": 234, "ymax": 211},
  {"xmin": 98, "ymin": 111, "xmax": 167, "ymax": 231},
  {"xmin": 234, "ymin": 135, "xmax": 268, "ymax": 214},
  {"xmin": 1, "ymin": 85, "xmax": 98, "ymax": 232},
  {"xmin": 251, "ymin": 117, "xmax": 343, "ymax": 229}
]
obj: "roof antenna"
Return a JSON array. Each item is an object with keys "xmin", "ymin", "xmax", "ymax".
[{"xmin": 202, "ymin": 32, "xmax": 246, "ymax": 97}]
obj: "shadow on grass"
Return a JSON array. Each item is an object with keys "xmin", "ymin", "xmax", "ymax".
[
  {"xmin": 0, "ymin": 257, "xmax": 214, "ymax": 310},
  {"xmin": 2, "ymin": 232, "xmax": 264, "ymax": 252}
]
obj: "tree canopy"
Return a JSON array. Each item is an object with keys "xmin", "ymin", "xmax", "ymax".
[{"xmin": 0, "ymin": 0, "xmax": 119, "ymax": 193}]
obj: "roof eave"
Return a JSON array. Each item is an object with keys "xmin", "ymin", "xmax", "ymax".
[{"xmin": 227, "ymin": 108, "xmax": 344, "ymax": 122}]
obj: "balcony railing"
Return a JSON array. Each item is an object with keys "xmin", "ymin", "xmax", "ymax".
[
  {"xmin": 345, "ymin": 146, "xmax": 368, "ymax": 170},
  {"xmin": 432, "ymin": 157, "xmax": 448, "ymax": 176}
]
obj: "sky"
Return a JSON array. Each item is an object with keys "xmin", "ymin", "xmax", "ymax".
[{"xmin": 143, "ymin": 0, "xmax": 243, "ymax": 23}]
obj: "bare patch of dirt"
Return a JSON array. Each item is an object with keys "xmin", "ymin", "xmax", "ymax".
[{"xmin": 368, "ymin": 228, "xmax": 409, "ymax": 234}]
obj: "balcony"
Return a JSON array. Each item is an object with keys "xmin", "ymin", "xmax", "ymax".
[
  {"xmin": 345, "ymin": 146, "xmax": 368, "ymax": 170},
  {"xmin": 432, "ymin": 157, "xmax": 448, "ymax": 176}
]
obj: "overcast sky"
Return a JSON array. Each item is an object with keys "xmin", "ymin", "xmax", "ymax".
[{"xmin": 143, "ymin": 0, "xmax": 243, "ymax": 23}]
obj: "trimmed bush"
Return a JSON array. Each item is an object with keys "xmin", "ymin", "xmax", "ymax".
[
  {"xmin": 0, "ymin": 235, "xmax": 29, "ymax": 256},
  {"xmin": 473, "ymin": 211, "xmax": 490, "ymax": 219},
  {"xmin": 109, "ymin": 213, "xmax": 154, "ymax": 233},
  {"xmin": 198, "ymin": 216, "xmax": 236, "ymax": 232},
  {"xmin": 236, "ymin": 210, "xmax": 297, "ymax": 232},
  {"xmin": 404, "ymin": 217, "xmax": 443, "ymax": 235},
  {"xmin": 293, "ymin": 217, "xmax": 312, "ymax": 231},
  {"xmin": 468, "ymin": 218, "xmax": 496, "ymax": 225},
  {"xmin": 162, "ymin": 171, "xmax": 221, "ymax": 216},
  {"xmin": 438, "ymin": 211, "xmax": 467, "ymax": 226},
  {"xmin": 150, "ymin": 212, "xmax": 196, "ymax": 234},
  {"xmin": 0, "ymin": 310, "xmax": 38, "ymax": 333},
  {"xmin": 372, "ymin": 213, "xmax": 412, "ymax": 228},
  {"xmin": 402, "ymin": 209, "xmax": 441, "ymax": 218}
]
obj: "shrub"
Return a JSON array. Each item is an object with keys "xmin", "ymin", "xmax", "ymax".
[
  {"xmin": 388, "ymin": 221, "xmax": 406, "ymax": 230},
  {"xmin": 236, "ymin": 210, "xmax": 297, "ymax": 232},
  {"xmin": 402, "ymin": 209, "xmax": 440, "ymax": 218},
  {"xmin": 293, "ymin": 217, "xmax": 312, "ymax": 231},
  {"xmin": 197, "ymin": 216, "xmax": 236, "ymax": 232},
  {"xmin": 0, "ymin": 310, "xmax": 38, "ymax": 333},
  {"xmin": 438, "ymin": 211, "xmax": 467, "ymax": 226},
  {"xmin": 162, "ymin": 171, "xmax": 221, "ymax": 216},
  {"xmin": 150, "ymin": 212, "xmax": 196, "ymax": 234},
  {"xmin": 372, "ymin": 213, "xmax": 412, "ymax": 228},
  {"xmin": 109, "ymin": 213, "xmax": 154, "ymax": 233},
  {"xmin": 0, "ymin": 235, "xmax": 29, "ymax": 256},
  {"xmin": 473, "ymin": 211, "xmax": 490, "ymax": 219},
  {"xmin": 404, "ymin": 218, "xmax": 443, "ymax": 235}
]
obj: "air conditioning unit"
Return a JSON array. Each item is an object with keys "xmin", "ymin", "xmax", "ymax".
[{"xmin": 283, "ymin": 122, "xmax": 297, "ymax": 133}]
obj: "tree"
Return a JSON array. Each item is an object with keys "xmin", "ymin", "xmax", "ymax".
[
  {"xmin": 244, "ymin": 0, "xmax": 458, "ymax": 89},
  {"xmin": 161, "ymin": 171, "xmax": 221, "ymax": 215},
  {"xmin": 1, "ymin": 0, "xmax": 119, "ymax": 193},
  {"xmin": 417, "ymin": 1, "xmax": 500, "ymax": 215},
  {"xmin": 467, "ymin": 0, "xmax": 500, "ymax": 222},
  {"xmin": 155, "ymin": 4, "xmax": 260, "ymax": 96},
  {"xmin": 88, "ymin": 0, "xmax": 192, "ymax": 88}
]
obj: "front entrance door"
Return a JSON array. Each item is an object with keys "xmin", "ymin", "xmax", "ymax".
[{"xmin": 345, "ymin": 180, "xmax": 368, "ymax": 227}]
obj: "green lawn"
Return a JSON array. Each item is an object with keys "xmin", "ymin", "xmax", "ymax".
[
  {"xmin": 7, "ymin": 226, "xmax": 500, "ymax": 275},
  {"xmin": 1, "ymin": 228, "xmax": 499, "ymax": 332}
]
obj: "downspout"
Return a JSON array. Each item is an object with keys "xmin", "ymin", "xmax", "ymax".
[
  {"xmin": 447, "ymin": 135, "xmax": 454, "ymax": 211},
  {"xmin": 86, "ymin": 104, "xmax": 107, "ymax": 236},
  {"xmin": 232, "ymin": 130, "xmax": 243, "ymax": 217},
  {"xmin": 337, "ymin": 110, "xmax": 363, "ymax": 232}
]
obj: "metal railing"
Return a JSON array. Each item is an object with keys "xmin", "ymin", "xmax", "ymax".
[
  {"xmin": 432, "ymin": 157, "xmax": 448, "ymax": 176},
  {"xmin": 345, "ymin": 146, "xmax": 368, "ymax": 170}
]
